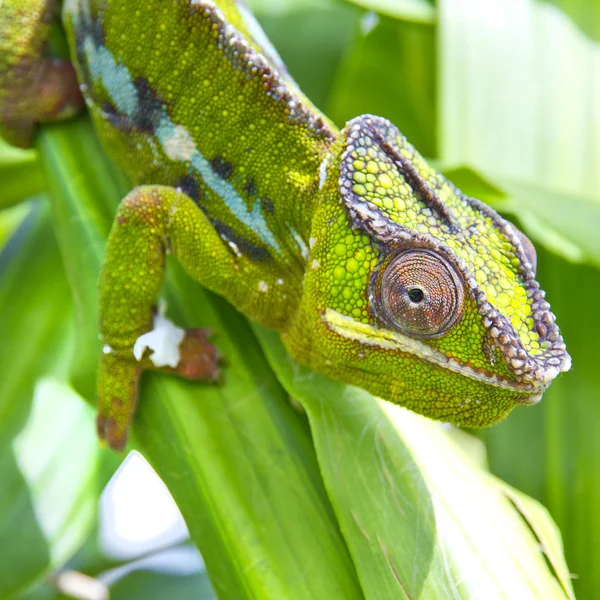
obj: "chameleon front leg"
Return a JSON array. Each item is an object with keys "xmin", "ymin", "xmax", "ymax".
[
  {"xmin": 98, "ymin": 185, "xmax": 236, "ymax": 450},
  {"xmin": 0, "ymin": 0, "xmax": 83, "ymax": 147}
]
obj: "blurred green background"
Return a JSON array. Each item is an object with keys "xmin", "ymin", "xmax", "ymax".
[{"xmin": 0, "ymin": 0, "xmax": 598, "ymax": 598}]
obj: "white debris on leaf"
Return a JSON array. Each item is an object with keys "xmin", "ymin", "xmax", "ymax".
[
  {"xmin": 133, "ymin": 301, "xmax": 185, "ymax": 368},
  {"xmin": 102, "ymin": 345, "xmax": 113, "ymax": 355}
]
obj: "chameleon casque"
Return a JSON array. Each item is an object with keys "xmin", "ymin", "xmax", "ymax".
[{"xmin": 0, "ymin": 0, "xmax": 571, "ymax": 450}]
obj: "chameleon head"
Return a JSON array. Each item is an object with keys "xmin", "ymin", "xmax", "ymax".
[{"xmin": 292, "ymin": 115, "xmax": 571, "ymax": 427}]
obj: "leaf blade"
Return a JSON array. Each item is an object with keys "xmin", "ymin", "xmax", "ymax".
[
  {"xmin": 36, "ymin": 116, "xmax": 365, "ymax": 600},
  {"xmin": 254, "ymin": 325, "xmax": 572, "ymax": 599}
]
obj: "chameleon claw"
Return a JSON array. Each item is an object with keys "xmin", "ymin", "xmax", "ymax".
[
  {"xmin": 96, "ymin": 412, "xmax": 129, "ymax": 453},
  {"xmin": 172, "ymin": 328, "xmax": 223, "ymax": 382},
  {"xmin": 97, "ymin": 326, "xmax": 222, "ymax": 451}
]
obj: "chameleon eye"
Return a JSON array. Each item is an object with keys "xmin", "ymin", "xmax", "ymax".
[{"xmin": 380, "ymin": 250, "xmax": 464, "ymax": 339}]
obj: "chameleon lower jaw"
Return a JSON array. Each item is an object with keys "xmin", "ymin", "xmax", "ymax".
[{"xmin": 322, "ymin": 309, "xmax": 563, "ymax": 395}]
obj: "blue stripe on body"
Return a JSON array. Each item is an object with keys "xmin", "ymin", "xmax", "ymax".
[{"xmin": 80, "ymin": 37, "xmax": 280, "ymax": 253}]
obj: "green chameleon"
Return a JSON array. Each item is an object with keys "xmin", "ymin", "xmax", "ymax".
[{"xmin": 0, "ymin": 0, "xmax": 571, "ymax": 450}]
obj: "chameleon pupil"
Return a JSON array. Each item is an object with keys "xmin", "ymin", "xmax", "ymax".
[{"xmin": 408, "ymin": 288, "xmax": 424, "ymax": 304}]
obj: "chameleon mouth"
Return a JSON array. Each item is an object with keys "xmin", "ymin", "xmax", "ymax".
[{"xmin": 323, "ymin": 309, "xmax": 569, "ymax": 394}]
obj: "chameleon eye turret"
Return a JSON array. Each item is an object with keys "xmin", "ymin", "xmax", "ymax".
[{"xmin": 375, "ymin": 249, "xmax": 464, "ymax": 339}]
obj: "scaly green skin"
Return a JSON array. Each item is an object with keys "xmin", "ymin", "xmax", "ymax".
[{"xmin": 0, "ymin": 0, "xmax": 571, "ymax": 449}]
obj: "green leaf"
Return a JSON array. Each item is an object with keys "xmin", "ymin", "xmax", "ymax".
[
  {"xmin": 483, "ymin": 249, "xmax": 600, "ymax": 600},
  {"xmin": 0, "ymin": 380, "xmax": 104, "ymax": 599},
  {"xmin": 344, "ymin": 0, "xmax": 435, "ymax": 24},
  {"xmin": 0, "ymin": 201, "xmax": 31, "ymax": 250},
  {"xmin": 542, "ymin": 0, "xmax": 600, "ymax": 41},
  {"xmin": 37, "ymin": 118, "xmax": 129, "ymax": 400},
  {"xmin": 496, "ymin": 480, "xmax": 575, "ymax": 599},
  {"xmin": 437, "ymin": 0, "xmax": 600, "ymax": 264},
  {"xmin": 110, "ymin": 569, "xmax": 215, "ymax": 600},
  {"xmin": 0, "ymin": 139, "xmax": 45, "ymax": 210},
  {"xmin": 0, "ymin": 447, "xmax": 49, "ymax": 599},
  {"xmin": 253, "ymin": 4, "xmax": 358, "ymax": 112},
  {"xmin": 247, "ymin": 0, "xmax": 332, "ymax": 15},
  {"xmin": 254, "ymin": 326, "xmax": 573, "ymax": 599},
  {"xmin": 0, "ymin": 202, "xmax": 73, "ymax": 441},
  {"xmin": 36, "ymin": 116, "xmax": 364, "ymax": 600},
  {"xmin": 327, "ymin": 14, "xmax": 437, "ymax": 156}
]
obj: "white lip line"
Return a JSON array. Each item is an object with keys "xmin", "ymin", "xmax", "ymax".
[{"xmin": 323, "ymin": 309, "xmax": 546, "ymax": 393}]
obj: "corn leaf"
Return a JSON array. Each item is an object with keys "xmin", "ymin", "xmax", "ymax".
[
  {"xmin": 36, "ymin": 116, "xmax": 364, "ymax": 600},
  {"xmin": 344, "ymin": 0, "xmax": 435, "ymax": 24},
  {"xmin": 0, "ymin": 139, "xmax": 45, "ymax": 210},
  {"xmin": 254, "ymin": 326, "xmax": 574, "ymax": 599},
  {"xmin": 438, "ymin": 0, "xmax": 600, "ymax": 266}
]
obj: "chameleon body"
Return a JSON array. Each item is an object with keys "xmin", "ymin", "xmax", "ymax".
[{"xmin": 0, "ymin": 0, "xmax": 571, "ymax": 449}]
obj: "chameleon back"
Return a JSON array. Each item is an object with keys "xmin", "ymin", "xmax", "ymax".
[{"xmin": 64, "ymin": 0, "xmax": 334, "ymax": 271}]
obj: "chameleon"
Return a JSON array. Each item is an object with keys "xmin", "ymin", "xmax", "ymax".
[{"xmin": 0, "ymin": 0, "xmax": 571, "ymax": 450}]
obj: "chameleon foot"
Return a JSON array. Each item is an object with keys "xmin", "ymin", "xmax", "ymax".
[
  {"xmin": 97, "ymin": 324, "xmax": 222, "ymax": 451},
  {"xmin": 170, "ymin": 328, "xmax": 223, "ymax": 382}
]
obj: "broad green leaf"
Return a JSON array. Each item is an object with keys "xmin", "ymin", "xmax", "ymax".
[
  {"xmin": 344, "ymin": 0, "xmax": 435, "ymax": 24},
  {"xmin": 37, "ymin": 118, "xmax": 129, "ymax": 400},
  {"xmin": 440, "ymin": 166, "xmax": 600, "ymax": 266},
  {"xmin": 495, "ymin": 480, "xmax": 575, "ymax": 599},
  {"xmin": 0, "ymin": 447, "xmax": 48, "ymax": 598},
  {"xmin": 0, "ymin": 201, "xmax": 32, "ymax": 250},
  {"xmin": 247, "ymin": 0, "xmax": 330, "ymax": 15},
  {"xmin": 135, "ymin": 298, "xmax": 364, "ymax": 600},
  {"xmin": 0, "ymin": 139, "xmax": 45, "ymax": 210},
  {"xmin": 543, "ymin": 0, "xmax": 600, "ymax": 41},
  {"xmin": 110, "ymin": 569, "xmax": 215, "ymax": 600},
  {"xmin": 255, "ymin": 326, "xmax": 573, "ymax": 599},
  {"xmin": 0, "ymin": 202, "xmax": 73, "ymax": 441},
  {"xmin": 36, "ymin": 116, "xmax": 364, "ymax": 600},
  {"xmin": 483, "ymin": 249, "xmax": 600, "ymax": 600},
  {"xmin": 0, "ymin": 380, "xmax": 103, "ymax": 599},
  {"xmin": 433, "ymin": 3, "xmax": 600, "ymax": 596},
  {"xmin": 438, "ymin": 0, "xmax": 600, "ymax": 264},
  {"xmin": 253, "ymin": 4, "xmax": 358, "ymax": 112},
  {"xmin": 327, "ymin": 13, "xmax": 437, "ymax": 156}
]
